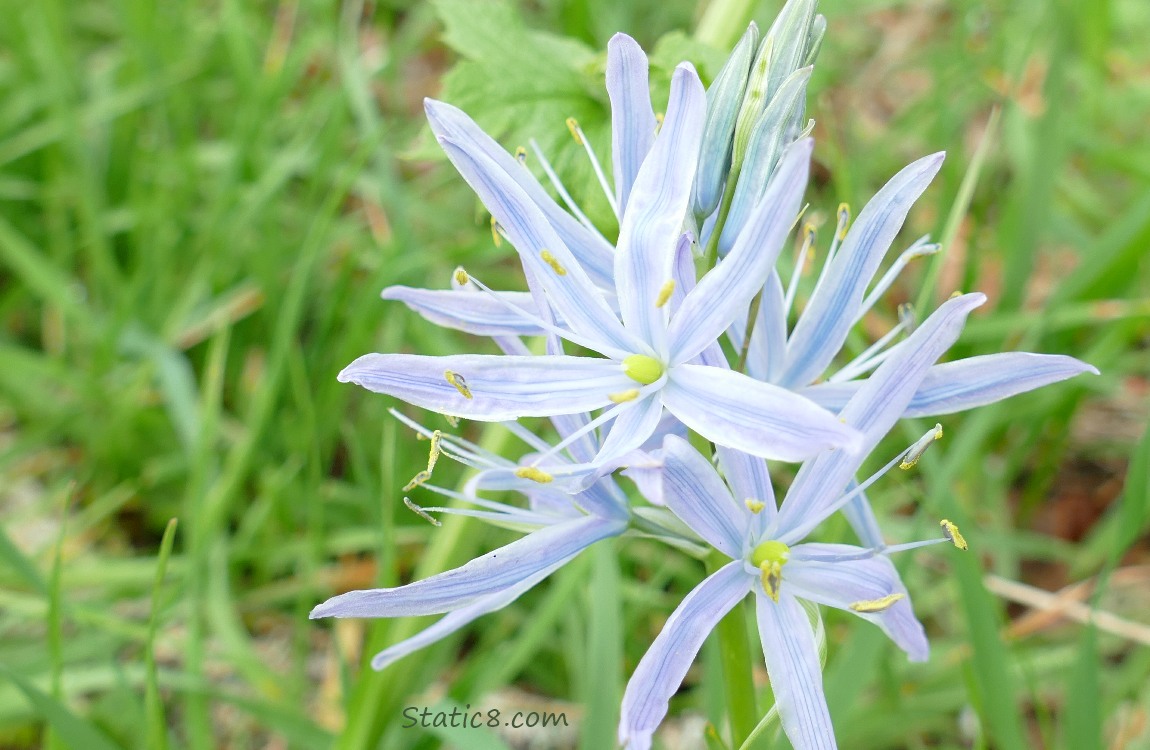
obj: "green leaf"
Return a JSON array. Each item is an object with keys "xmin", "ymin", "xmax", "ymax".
[{"xmin": 0, "ymin": 667, "xmax": 124, "ymax": 750}]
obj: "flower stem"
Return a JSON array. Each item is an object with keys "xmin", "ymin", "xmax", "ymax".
[{"xmin": 707, "ymin": 552, "xmax": 758, "ymax": 748}]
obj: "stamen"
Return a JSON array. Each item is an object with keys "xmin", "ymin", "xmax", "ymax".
[
  {"xmin": 404, "ymin": 497, "xmax": 442, "ymax": 527},
  {"xmin": 529, "ymin": 139, "xmax": 604, "ymax": 237},
  {"xmin": 940, "ymin": 519, "xmax": 968, "ymax": 550},
  {"xmin": 514, "ymin": 146, "xmax": 527, "ymax": 165},
  {"xmin": 564, "ymin": 117, "xmax": 619, "ymax": 218},
  {"xmin": 444, "ymin": 370, "xmax": 473, "ymax": 399},
  {"xmin": 849, "ymin": 593, "xmax": 905, "ymax": 613},
  {"xmin": 783, "ymin": 223, "xmax": 817, "ymax": 319},
  {"xmin": 857, "ymin": 236, "xmax": 939, "ymax": 321},
  {"xmin": 809, "ymin": 204, "xmax": 851, "ymax": 305},
  {"xmin": 515, "ymin": 466, "xmax": 554, "ymax": 484},
  {"xmin": 900, "ymin": 423, "xmax": 942, "ymax": 470},
  {"xmin": 489, "ymin": 217, "xmax": 502, "ymax": 247},
  {"xmin": 454, "ymin": 267, "xmax": 470, "ymax": 286},
  {"xmin": 655, "ymin": 280, "xmax": 675, "ymax": 308},
  {"xmin": 745, "ymin": 498, "xmax": 766, "ymax": 514},
  {"xmin": 609, "ymin": 389, "xmax": 641, "ymax": 404},
  {"xmin": 828, "ymin": 313, "xmax": 914, "ymax": 383},
  {"xmin": 445, "ymin": 414, "xmax": 460, "ymax": 428},
  {"xmin": 565, "ymin": 117, "xmax": 583, "ymax": 145},
  {"xmin": 654, "ymin": 112, "xmax": 664, "ymax": 133},
  {"xmin": 622, "ymin": 354, "xmax": 665, "ymax": 385},
  {"xmin": 539, "ymin": 249, "xmax": 567, "ymax": 276},
  {"xmin": 403, "ymin": 471, "xmax": 430, "ymax": 492}
]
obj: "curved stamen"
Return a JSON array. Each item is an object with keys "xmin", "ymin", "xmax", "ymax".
[
  {"xmin": 566, "ymin": 117, "xmax": 619, "ymax": 219},
  {"xmin": 529, "ymin": 139, "xmax": 606, "ymax": 238}
]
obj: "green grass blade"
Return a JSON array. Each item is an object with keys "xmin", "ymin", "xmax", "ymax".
[{"xmin": 144, "ymin": 518, "xmax": 179, "ymax": 750}]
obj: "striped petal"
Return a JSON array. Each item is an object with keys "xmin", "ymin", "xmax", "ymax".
[
  {"xmin": 369, "ymin": 563, "xmax": 558, "ymax": 671},
  {"xmin": 338, "ymin": 353, "xmax": 634, "ymax": 421},
  {"xmin": 615, "ymin": 63, "xmax": 705, "ymax": 352},
  {"xmin": 661, "ymin": 434, "xmax": 750, "ymax": 558},
  {"xmin": 382, "ymin": 285, "xmax": 548, "ymax": 337},
  {"xmin": 663, "ymin": 363, "xmax": 862, "ymax": 462},
  {"xmin": 438, "ymin": 138, "xmax": 636, "ymax": 356},
  {"xmin": 424, "ymin": 99, "xmax": 615, "ymax": 287},
  {"xmin": 756, "ymin": 592, "xmax": 836, "ymax": 750},
  {"xmin": 779, "ymin": 153, "xmax": 945, "ymax": 388},
  {"xmin": 619, "ymin": 562, "xmax": 752, "ymax": 750},
  {"xmin": 606, "ymin": 34, "xmax": 658, "ymax": 216},
  {"xmin": 800, "ymin": 352, "xmax": 1097, "ymax": 417},
  {"xmin": 310, "ymin": 515, "xmax": 624, "ymax": 619},
  {"xmin": 669, "ymin": 138, "xmax": 812, "ymax": 365},
  {"xmin": 775, "ymin": 293, "xmax": 985, "ymax": 541},
  {"xmin": 786, "ymin": 545, "xmax": 928, "ymax": 661}
]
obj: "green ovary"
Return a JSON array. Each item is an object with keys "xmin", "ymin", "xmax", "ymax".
[
  {"xmin": 751, "ymin": 540, "xmax": 791, "ymax": 568},
  {"xmin": 622, "ymin": 354, "xmax": 665, "ymax": 385}
]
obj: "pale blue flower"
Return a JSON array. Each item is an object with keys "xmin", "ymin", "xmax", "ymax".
[
  {"xmin": 619, "ymin": 293, "xmax": 985, "ymax": 750},
  {"xmin": 340, "ymin": 69, "xmax": 863, "ymax": 465},
  {"xmin": 309, "ymin": 414, "xmax": 630, "ymax": 670},
  {"xmin": 738, "ymin": 154, "xmax": 1098, "ymax": 417}
]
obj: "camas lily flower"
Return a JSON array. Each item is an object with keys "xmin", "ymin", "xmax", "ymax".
[
  {"xmin": 339, "ymin": 63, "xmax": 863, "ymax": 465},
  {"xmin": 738, "ymin": 153, "xmax": 1098, "ymax": 419},
  {"xmin": 619, "ymin": 292, "xmax": 984, "ymax": 750},
  {"xmin": 309, "ymin": 414, "xmax": 631, "ymax": 670}
]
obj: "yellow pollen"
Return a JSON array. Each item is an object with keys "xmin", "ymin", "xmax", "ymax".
[
  {"xmin": 900, "ymin": 423, "xmax": 944, "ymax": 470},
  {"xmin": 444, "ymin": 370, "xmax": 473, "ymax": 399},
  {"xmin": 654, "ymin": 112, "xmax": 664, "ymax": 133},
  {"xmin": 940, "ymin": 519, "xmax": 968, "ymax": 550},
  {"xmin": 426, "ymin": 430, "xmax": 442, "ymax": 473},
  {"xmin": 404, "ymin": 497, "xmax": 441, "ymax": 527},
  {"xmin": 514, "ymin": 146, "xmax": 527, "ymax": 164},
  {"xmin": 540, "ymin": 250, "xmax": 567, "ymax": 276},
  {"xmin": 515, "ymin": 466, "xmax": 554, "ymax": 483},
  {"xmin": 836, "ymin": 202, "xmax": 851, "ymax": 240},
  {"xmin": 622, "ymin": 354, "xmax": 665, "ymax": 385},
  {"xmin": 444, "ymin": 414, "xmax": 460, "ymax": 428},
  {"xmin": 849, "ymin": 593, "xmax": 905, "ymax": 613},
  {"xmin": 745, "ymin": 498, "xmax": 766, "ymax": 514},
  {"xmin": 803, "ymin": 223, "xmax": 817, "ymax": 244},
  {"xmin": 655, "ymin": 280, "xmax": 675, "ymax": 308},
  {"xmin": 402, "ymin": 470, "xmax": 430, "ymax": 492},
  {"xmin": 609, "ymin": 389, "xmax": 641, "ymax": 403},
  {"xmin": 565, "ymin": 117, "xmax": 583, "ymax": 144},
  {"xmin": 454, "ymin": 267, "xmax": 470, "ymax": 286},
  {"xmin": 490, "ymin": 216, "xmax": 502, "ymax": 247},
  {"xmin": 949, "ymin": 290, "xmax": 964, "ymax": 299}
]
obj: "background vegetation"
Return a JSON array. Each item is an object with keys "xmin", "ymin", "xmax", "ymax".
[{"xmin": 0, "ymin": 0, "xmax": 1147, "ymax": 748}]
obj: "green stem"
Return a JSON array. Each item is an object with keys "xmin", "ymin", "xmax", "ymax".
[
  {"xmin": 735, "ymin": 291, "xmax": 762, "ymax": 373},
  {"xmin": 708, "ymin": 552, "xmax": 758, "ymax": 748},
  {"xmin": 695, "ymin": 0, "xmax": 758, "ymax": 50}
]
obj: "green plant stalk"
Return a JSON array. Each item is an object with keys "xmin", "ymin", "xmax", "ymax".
[
  {"xmin": 695, "ymin": 0, "xmax": 758, "ymax": 50},
  {"xmin": 335, "ymin": 425, "xmax": 514, "ymax": 750},
  {"xmin": 708, "ymin": 552, "xmax": 758, "ymax": 748},
  {"xmin": 145, "ymin": 518, "xmax": 180, "ymax": 750}
]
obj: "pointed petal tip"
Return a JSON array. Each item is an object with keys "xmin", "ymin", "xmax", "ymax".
[{"xmin": 608, "ymin": 31, "xmax": 641, "ymax": 48}]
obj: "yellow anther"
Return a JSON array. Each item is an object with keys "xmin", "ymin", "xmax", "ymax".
[
  {"xmin": 539, "ymin": 249, "xmax": 567, "ymax": 276},
  {"xmin": 444, "ymin": 414, "xmax": 460, "ymax": 428},
  {"xmin": 900, "ymin": 423, "xmax": 944, "ymax": 470},
  {"xmin": 655, "ymin": 280, "xmax": 675, "ymax": 308},
  {"xmin": 454, "ymin": 267, "xmax": 470, "ymax": 286},
  {"xmin": 608, "ymin": 389, "xmax": 641, "ymax": 404},
  {"xmin": 403, "ymin": 470, "xmax": 431, "ymax": 492},
  {"xmin": 514, "ymin": 146, "xmax": 527, "ymax": 164},
  {"xmin": 761, "ymin": 563, "xmax": 784, "ymax": 602},
  {"xmin": 654, "ymin": 112, "xmax": 664, "ymax": 133},
  {"xmin": 745, "ymin": 498, "xmax": 766, "ymax": 514},
  {"xmin": 949, "ymin": 290, "xmax": 964, "ymax": 299},
  {"xmin": 515, "ymin": 466, "xmax": 554, "ymax": 484},
  {"xmin": 490, "ymin": 216, "xmax": 502, "ymax": 247},
  {"xmin": 622, "ymin": 354, "xmax": 665, "ymax": 385},
  {"xmin": 849, "ymin": 593, "xmax": 906, "ymax": 613},
  {"xmin": 404, "ymin": 497, "xmax": 442, "ymax": 527},
  {"xmin": 426, "ymin": 430, "xmax": 442, "ymax": 473},
  {"xmin": 444, "ymin": 370, "xmax": 473, "ymax": 399},
  {"xmin": 897, "ymin": 303, "xmax": 916, "ymax": 331},
  {"xmin": 940, "ymin": 519, "xmax": 968, "ymax": 550},
  {"xmin": 803, "ymin": 222, "xmax": 817, "ymax": 245},
  {"xmin": 836, "ymin": 202, "xmax": 851, "ymax": 240},
  {"xmin": 565, "ymin": 117, "xmax": 583, "ymax": 144}
]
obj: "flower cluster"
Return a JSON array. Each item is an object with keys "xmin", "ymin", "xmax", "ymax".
[{"xmin": 311, "ymin": 2, "xmax": 1096, "ymax": 747}]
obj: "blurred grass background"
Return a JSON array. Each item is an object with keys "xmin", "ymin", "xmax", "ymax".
[{"xmin": 0, "ymin": 0, "xmax": 1147, "ymax": 748}]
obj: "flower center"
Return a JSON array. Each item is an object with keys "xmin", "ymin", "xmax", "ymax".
[
  {"xmin": 751, "ymin": 540, "xmax": 790, "ymax": 602},
  {"xmin": 622, "ymin": 354, "xmax": 665, "ymax": 385}
]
